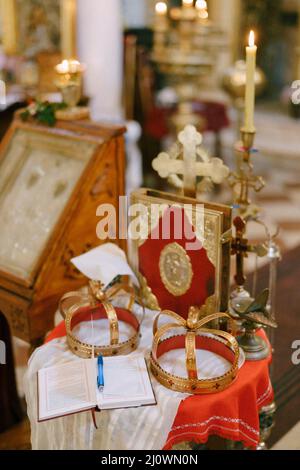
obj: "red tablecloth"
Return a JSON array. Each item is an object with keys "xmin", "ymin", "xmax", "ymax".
[
  {"xmin": 45, "ymin": 324, "xmax": 273, "ymax": 450},
  {"xmin": 164, "ymin": 331, "xmax": 273, "ymax": 450}
]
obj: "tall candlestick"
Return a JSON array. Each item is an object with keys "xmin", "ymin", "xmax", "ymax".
[
  {"xmin": 60, "ymin": 0, "xmax": 77, "ymax": 59},
  {"xmin": 244, "ymin": 30, "xmax": 257, "ymax": 132}
]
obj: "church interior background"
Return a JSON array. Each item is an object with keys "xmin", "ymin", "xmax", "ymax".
[{"xmin": 0, "ymin": 0, "xmax": 299, "ymax": 451}]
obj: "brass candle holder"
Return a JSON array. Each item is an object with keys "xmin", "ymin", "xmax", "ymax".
[
  {"xmin": 231, "ymin": 289, "xmax": 277, "ymax": 362},
  {"xmin": 54, "ymin": 59, "xmax": 89, "ymax": 120},
  {"xmin": 228, "ymin": 129, "xmax": 280, "ymax": 362},
  {"xmin": 229, "ymin": 128, "xmax": 265, "ymax": 217},
  {"xmin": 240, "ymin": 128, "xmax": 256, "ymax": 157}
]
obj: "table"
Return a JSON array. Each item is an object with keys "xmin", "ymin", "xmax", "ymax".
[{"xmin": 24, "ymin": 306, "xmax": 274, "ymax": 450}]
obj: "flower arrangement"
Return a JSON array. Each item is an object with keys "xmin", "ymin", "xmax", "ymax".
[{"xmin": 20, "ymin": 100, "xmax": 67, "ymax": 126}]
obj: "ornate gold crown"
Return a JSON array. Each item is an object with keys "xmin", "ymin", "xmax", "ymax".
[
  {"xmin": 149, "ymin": 307, "xmax": 240, "ymax": 394},
  {"xmin": 60, "ymin": 280, "xmax": 143, "ymax": 358}
]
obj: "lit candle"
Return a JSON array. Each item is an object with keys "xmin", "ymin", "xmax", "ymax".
[
  {"xmin": 56, "ymin": 60, "xmax": 71, "ymax": 75},
  {"xmin": 244, "ymin": 30, "xmax": 257, "ymax": 132},
  {"xmin": 155, "ymin": 2, "xmax": 168, "ymax": 30},
  {"xmin": 195, "ymin": 0, "xmax": 208, "ymax": 19},
  {"xmin": 55, "ymin": 59, "xmax": 84, "ymax": 75},
  {"xmin": 155, "ymin": 1, "xmax": 168, "ymax": 16},
  {"xmin": 60, "ymin": 0, "xmax": 77, "ymax": 59},
  {"xmin": 195, "ymin": 0, "xmax": 207, "ymax": 10},
  {"xmin": 154, "ymin": 2, "xmax": 168, "ymax": 37}
]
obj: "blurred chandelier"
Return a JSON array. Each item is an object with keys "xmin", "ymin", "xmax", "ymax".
[{"xmin": 153, "ymin": 0, "xmax": 228, "ymax": 132}]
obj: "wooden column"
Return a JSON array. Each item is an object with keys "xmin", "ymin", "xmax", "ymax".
[
  {"xmin": 209, "ymin": 0, "xmax": 242, "ymax": 63},
  {"xmin": 0, "ymin": 0, "xmax": 17, "ymax": 55}
]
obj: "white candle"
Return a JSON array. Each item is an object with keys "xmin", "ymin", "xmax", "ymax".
[
  {"xmin": 195, "ymin": 0, "xmax": 208, "ymax": 19},
  {"xmin": 155, "ymin": 2, "xmax": 168, "ymax": 28},
  {"xmin": 244, "ymin": 30, "xmax": 257, "ymax": 132},
  {"xmin": 155, "ymin": 1, "xmax": 167, "ymax": 15}
]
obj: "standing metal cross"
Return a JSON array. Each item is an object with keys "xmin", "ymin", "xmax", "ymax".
[
  {"xmin": 228, "ymin": 161, "xmax": 265, "ymax": 214},
  {"xmin": 152, "ymin": 125, "xmax": 229, "ymax": 199},
  {"xmin": 231, "ymin": 217, "xmax": 251, "ymax": 288}
]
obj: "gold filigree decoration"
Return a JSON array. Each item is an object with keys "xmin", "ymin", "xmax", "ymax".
[
  {"xmin": 198, "ymin": 294, "xmax": 217, "ymax": 318},
  {"xmin": 159, "ymin": 243, "xmax": 193, "ymax": 297},
  {"xmin": 202, "ymin": 217, "xmax": 218, "ymax": 267},
  {"xmin": 138, "ymin": 273, "xmax": 160, "ymax": 311}
]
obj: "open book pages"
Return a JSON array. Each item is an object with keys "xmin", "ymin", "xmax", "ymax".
[
  {"xmin": 38, "ymin": 355, "xmax": 156, "ymax": 422},
  {"xmin": 96, "ymin": 356, "xmax": 155, "ymax": 410}
]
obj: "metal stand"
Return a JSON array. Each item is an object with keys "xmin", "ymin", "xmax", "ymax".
[{"xmin": 237, "ymin": 325, "xmax": 270, "ymax": 361}]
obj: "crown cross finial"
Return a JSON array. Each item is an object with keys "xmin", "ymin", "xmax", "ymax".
[
  {"xmin": 89, "ymin": 280, "xmax": 106, "ymax": 302},
  {"xmin": 187, "ymin": 305, "xmax": 201, "ymax": 329}
]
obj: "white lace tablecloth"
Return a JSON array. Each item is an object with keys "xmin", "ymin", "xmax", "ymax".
[
  {"xmin": 24, "ymin": 308, "xmax": 188, "ymax": 450},
  {"xmin": 24, "ymin": 306, "xmax": 241, "ymax": 450}
]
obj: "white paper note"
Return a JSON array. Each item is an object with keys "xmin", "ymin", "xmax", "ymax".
[{"xmin": 71, "ymin": 243, "xmax": 139, "ymax": 287}]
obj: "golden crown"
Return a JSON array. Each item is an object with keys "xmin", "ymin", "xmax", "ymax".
[
  {"xmin": 60, "ymin": 280, "xmax": 143, "ymax": 359},
  {"xmin": 150, "ymin": 307, "xmax": 240, "ymax": 394}
]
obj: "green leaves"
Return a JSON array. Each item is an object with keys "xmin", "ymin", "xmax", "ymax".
[
  {"xmin": 246, "ymin": 289, "xmax": 269, "ymax": 314},
  {"xmin": 21, "ymin": 101, "xmax": 67, "ymax": 127}
]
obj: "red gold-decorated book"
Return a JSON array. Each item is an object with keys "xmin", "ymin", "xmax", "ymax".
[{"xmin": 128, "ymin": 189, "xmax": 232, "ymax": 319}]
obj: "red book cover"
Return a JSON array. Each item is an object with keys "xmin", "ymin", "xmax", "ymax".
[{"xmin": 129, "ymin": 189, "xmax": 232, "ymax": 319}]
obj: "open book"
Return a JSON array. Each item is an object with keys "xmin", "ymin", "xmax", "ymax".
[{"xmin": 38, "ymin": 355, "xmax": 156, "ymax": 422}]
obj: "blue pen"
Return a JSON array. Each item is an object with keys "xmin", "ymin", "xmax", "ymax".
[{"xmin": 97, "ymin": 356, "xmax": 104, "ymax": 392}]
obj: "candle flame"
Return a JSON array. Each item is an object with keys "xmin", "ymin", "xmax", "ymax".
[
  {"xmin": 249, "ymin": 30, "xmax": 255, "ymax": 47},
  {"xmin": 155, "ymin": 2, "xmax": 167, "ymax": 14},
  {"xmin": 195, "ymin": 0, "xmax": 207, "ymax": 10},
  {"xmin": 56, "ymin": 59, "xmax": 84, "ymax": 74}
]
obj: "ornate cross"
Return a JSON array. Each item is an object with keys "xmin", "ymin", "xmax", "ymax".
[
  {"xmin": 152, "ymin": 125, "xmax": 229, "ymax": 199},
  {"xmin": 228, "ymin": 161, "xmax": 265, "ymax": 214},
  {"xmin": 231, "ymin": 217, "xmax": 251, "ymax": 288},
  {"xmin": 231, "ymin": 216, "xmax": 269, "ymax": 291}
]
